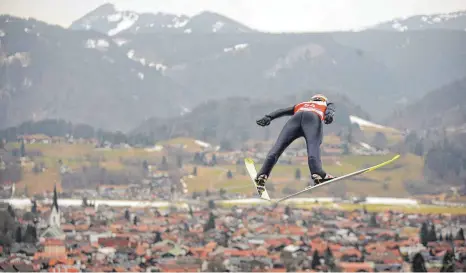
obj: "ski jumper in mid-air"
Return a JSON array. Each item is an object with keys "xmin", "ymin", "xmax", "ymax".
[{"xmin": 254, "ymin": 94, "xmax": 336, "ymax": 196}]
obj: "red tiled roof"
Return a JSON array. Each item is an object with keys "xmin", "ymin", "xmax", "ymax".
[
  {"xmin": 189, "ymin": 248, "xmax": 210, "ymax": 259},
  {"xmin": 264, "ymin": 238, "xmax": 292, "ymax": 247},
  {"xmin": 60, "ymin": 224, "xmax": 75, "ymax": 232},
  {"xmin": 309, "ymin": 240, "xmax": 328, "ymax": 254},
  {"xmin": 334, "ymin": 248, "xmax": 362, "ymax": 259},
  {"xmin": 44, "ymin": 239, "xmax": 65, "ymax": 246},
  {"xmin": 205, "ymin": 241, "xmax": 217, "ymax": 250},
  {"xmin": 48, "ymin": 257, "xmax": 69, "ymax": 266},
  {"xmin": 339, "ymin": 262, "xmax": 373, "ymax": 272},
  {"xmin": 135, "ymin": 245, "xmax": 146, "ymax": 256},
  {"xmin": 34, "ymin": 253, "xmax": 67, "ymax": 260},
  {"xmin": 74, "ymin": 224, "xmax": 89, "ymax": 232},
  {"xmin": 49, "ymin": 267, "xmax": 79, "ymax": 272},
  {"xmin": 135, "ymin": 224, "xmax": 150, "ymax": 232},
  {"xmin": 328, "ymin": 243, "xmax": 342, "ymax": 252},
  {"xmin": 98, "ymin": 237, "xmax": 129, "ymax": 248}
]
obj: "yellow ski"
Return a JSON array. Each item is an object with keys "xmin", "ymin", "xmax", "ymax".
[
  {"xmin": 244, "ymin": 158, "xmax": 271, "ymax": 201},
  {"xmin": 275, "ymin": 154, "xmax": 401, "ymax": 203}
]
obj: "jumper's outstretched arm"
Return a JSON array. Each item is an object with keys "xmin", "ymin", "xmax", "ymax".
[
  {"xmin": 256, "ymin": 105, "xmax": 295, "ymax": 127},
  {"xmin": 266, "ymin": 105, "xmax": 295, "ymax": 120}
]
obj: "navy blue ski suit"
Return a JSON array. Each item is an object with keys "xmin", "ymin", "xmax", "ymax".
[{"xmin": 256, "ymin": 102, "xmax": 335, "ymax": 179}]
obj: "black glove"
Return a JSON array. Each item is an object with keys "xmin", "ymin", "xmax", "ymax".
[
  {"xmin": 324, "ymin": 110, "xmax": 334, "ymax": 124},
  {"xmin": 256, "ymin": 116, "xmax": 272, "ymax": 127},
  {"xmin": 324, "ymin": 115, "xmax": 333, "ymax": 124}
]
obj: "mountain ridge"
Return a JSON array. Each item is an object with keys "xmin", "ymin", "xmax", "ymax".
[
  {"xmin": 0, "ymin": 15, "xmax": 185, "ymax": 131},
  {"xmin": 69, "ymin": 3, "xmax": 255, "ymax": 36},
  {"xmin": 368, "ymin": 10, "xmax": 466, "ymax": 32},
  {"xmin": 1, "ymin": 14, "xmax": 466, "ymax": 132},
  {"xmin": 72, "ymin": 3, "xmax": 466, "ymax": 35}
]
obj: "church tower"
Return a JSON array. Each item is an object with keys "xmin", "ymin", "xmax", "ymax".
[{"xmin": 49, "ymin": 184, "xmax": 60, "ymax": 227}]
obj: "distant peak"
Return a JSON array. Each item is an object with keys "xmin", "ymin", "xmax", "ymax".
[
  {"xmin": 367, "ymin": 9, "xmax": 466, "ymax": 32},
  {"xmin": 193, "ymin": 11, "xmax": 245, "ymax": 22},
  {"xmin": 89, "ymin": 3, "xmax": 117, "ymax": 15},
  {"xmin": 70, "ymin": 4, "xmax": 255, "ymax": 34},
  {"xmin": 195, "ymin": 11, "xmax": 224, "ymax": 17}
]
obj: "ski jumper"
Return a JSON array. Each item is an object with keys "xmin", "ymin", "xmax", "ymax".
[{"xmin": 257, "ymin": 101, "xmax": 335, "ymax": 179}]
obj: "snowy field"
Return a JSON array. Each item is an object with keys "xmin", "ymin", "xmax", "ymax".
[
  {"xmin": 2, "ymin": 197, "xmax": 418, "ymax": 209},
  {"xmin": 1, "ymin": 198, "xmax": 187, "ymax": 209}
]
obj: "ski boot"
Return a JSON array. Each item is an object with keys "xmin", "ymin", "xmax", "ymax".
[
  {"xmin": 254, "ymin": 174, "xmax": 268, "ymax": 196},
  {"xmin": 312, "ymin": 173, "xmax": 335, "ymax": 186}
]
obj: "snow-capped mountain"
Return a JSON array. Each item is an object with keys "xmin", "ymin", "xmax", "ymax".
[
  {"xmin": 69, "ymin": 3, "xmax": 254, "ymax": 36},
  {"xmin": 2, "ymin": 8, "xmax": 466, "ymax": 132},
  {"xmin": 369, "ymin": 10, "xmax": 466, "ymax": 32}
]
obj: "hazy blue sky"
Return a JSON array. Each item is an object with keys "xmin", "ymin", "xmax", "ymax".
[{"xmin": 1, "ymin": 0, "xmax": 465, "ymax": 32}]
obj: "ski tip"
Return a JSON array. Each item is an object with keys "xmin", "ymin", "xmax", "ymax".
[
  {"xmin": 244, "ymin": 158, "xmax": 254, "ymax": 164},
  {"xmin": 366, "ymin": 153, "xmax": 402, "ymax": 172}
]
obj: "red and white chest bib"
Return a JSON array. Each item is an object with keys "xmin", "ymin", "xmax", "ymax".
[{"xmin": 293, "ymin": 101, "xmax": 328, "ymax": 120}]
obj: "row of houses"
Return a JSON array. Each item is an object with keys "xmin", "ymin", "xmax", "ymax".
[{"xmin": 1, "ymin": 193, "xmax": 466, "ymax": 272}]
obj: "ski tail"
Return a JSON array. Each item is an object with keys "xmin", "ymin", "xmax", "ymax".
[{"xmin": 244, "ymin": 158, "xmax": 271, "ymax": 201}]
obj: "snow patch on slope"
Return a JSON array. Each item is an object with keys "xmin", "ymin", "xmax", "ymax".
[
  {"xmin": 420, "ymin": 11, "xmax": 466, "ymax": 24},
  {"xmin": 0, "ymin": 29, "xmax": 5, "ymax": 37},
  {"xmin": 392, "ymin": 21, "xmax": 408, "ymax": 32},
  {"xmin": 391, "ymin": 11, "xmax": 466, "ymax": 31},
  {"xmin": 126, "ymin": 50, "xmax": 167, "ymax": 72},
  {"xmin": 108, "ymin": 13, "xmax": 139, "ymax": 36},
  {"xmin": 172, "ymin": 17, "xmax": 189, "ymax": 28},
  {"xmin": 359, "ymin": 142, "xmax": 374, "ymax": 150},
  {"xmin": 127, "ymin": 50, "xmax": 135, "ymax": 59},
  {"xmin": 85, "ymin": 39, "xmax": 110, "ymax": 50},
  {"xmin": 145, "ymin": 145, "xmax": 163, "ymax": 152},
  {"xmin": 180, "ymin": 106, "xmax": 192, "ymax": 116},
  {"xmin": 349, "ymin": 115, "xmax": 387, "ymax": 129},
  {"xmin": 212, "ymin": 21, "xmax": 225, "ymax": 32},
  {"xmin": 113, "ymin": 38, "xmax": 128, "ymax": 46},
  {"xmin": 224, "ymin": 43, "xmax": 249, "ymax": 52},
  {"xmin": 149, "ymin": 63, "xmax": 167, "ymax": 72},
  {"xmin": 195, "ymin": 140, "xmax": 211, "ymax": 148},
  {"xmin": 3, "ymin": 52, "xmax": 31, "ymax": 67}
]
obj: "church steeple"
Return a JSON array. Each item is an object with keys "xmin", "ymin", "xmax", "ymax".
[
  {"xmin": 49, "ymin": 184, "xmax": 60, "ymax": 227},
  {"xmin": 52, "ymin": 184, "xmax": 59, "ymax": 211}
]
